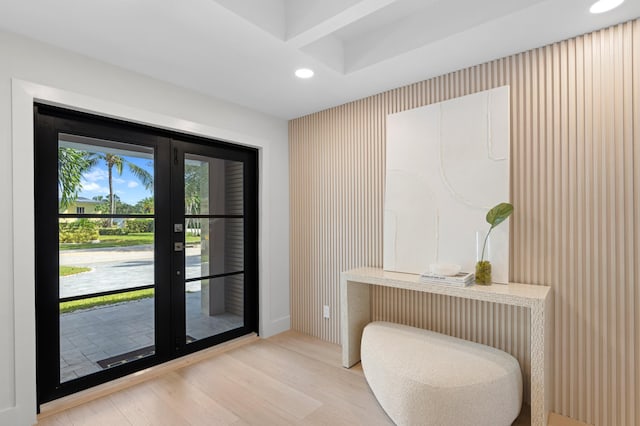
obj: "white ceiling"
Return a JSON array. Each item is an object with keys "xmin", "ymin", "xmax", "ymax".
[{"xmin": 1, "ymin": 0, "xmax": 639, "ymax": 119}]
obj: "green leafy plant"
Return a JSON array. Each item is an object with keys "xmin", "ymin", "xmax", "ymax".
[
  {"xmin": 58, "ymin": 147, "xmax": 95, "ymax": 211},
  {"xmin": 476, "ymin": 202, "xmax": 513, "ymax": 285},
  {"xmin": 59, "ymin": 219, "xmax": 99, "ymax": 243},
  {"xmin": 98, "ymin": 227, "xmax": 128, "ymax": 236},
  {"xmin": 480, "ymin": 202, "xmax": 513, "ymax": 262},
  {"xmin": 124, "ymin": 218, "xmax": 154, "ymax": 233}
]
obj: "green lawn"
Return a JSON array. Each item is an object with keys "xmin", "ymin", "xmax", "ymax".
[
  {"xmin": 185, "ymin": 234, "xmax": 201, "ymax": 244},
  {"xmin": 59, "ymin": 265, "xmax": 91, "ymax": 276},
  {"xmin": 60, "ymin": 288, "xmax": 155, "ymax": 314},
  {"xmin": 60, "ymin": 233, "xmax": 201, "ymax": 250}
]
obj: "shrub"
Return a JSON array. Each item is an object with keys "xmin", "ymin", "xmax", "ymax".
[
  {"xmin": 59, "ymin": 219, "xmax": 99, "ymax": 243},
  {"xmin": 97, "ymin": 218, "xmax": 112, "ymax": 228},
  {"xmin": 124, "ymin": 219, "xmax": 154, "ymax": 233},
  {"xmin": 98, "ymin": 227, "xmax": 128, "ymax": 236}
]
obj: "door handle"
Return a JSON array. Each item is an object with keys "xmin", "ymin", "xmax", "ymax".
[{"xmin": 174, "ymin": 242, "xmax": 184, "ymax": 251}]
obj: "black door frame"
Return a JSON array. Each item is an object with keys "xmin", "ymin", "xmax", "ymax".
[
  {"xmin": 34, "ymin": 104, "xmax": 258, "ymax": 405},
  {"xmin": 170, "ymin": 139, "xmax": 259, "ymax": 356}
]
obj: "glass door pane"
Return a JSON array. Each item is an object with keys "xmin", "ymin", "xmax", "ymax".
[
  {"xmin": 58, "ymin": 135, "xmax": 156, "ymax": 382},
  {"xmin": 183, "ymin": 154, "xmax": 245, "ymax": 342}
]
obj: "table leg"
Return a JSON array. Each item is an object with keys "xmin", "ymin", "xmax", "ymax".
[
  {"xmin": 341, "ymin": 279, "xmax": 371, "ymax": 368},
  {"xmin": 530, "ymin": 299, "xmax": 552, "ymax": 426}
]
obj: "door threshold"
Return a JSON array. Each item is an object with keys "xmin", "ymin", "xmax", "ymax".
[{"xmin": 38, "ymin": 333, "xmax": 259, "ymax": 420}]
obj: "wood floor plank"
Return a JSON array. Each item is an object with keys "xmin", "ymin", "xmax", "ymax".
[
  {"xmin": 229, "ymin": 340, "xmax": 387, "ymax": 416},
  {"xmin": 548, "ymin": 412, "xmax": 592, "ymax": 426},
  {"xmin": 51, "ymin": 396, "xmax": 131, "ymax": 426},
  {"xmin": 267, "ymin": 331, "xmax": 345, "ymax": 367},
  {"xmin": 34, "ymin": 414, "xmax": 74, "ymax": 426},
  {"xmin": 107, "ymin": 382, "xmax": 191, "ymax": 426},
  {"xmin": 301, "ymin": 405, "xmax": 392, "ymax": 426},
  {"xmin": 145, "ymin": 372, "xmax": 239, "ymax": 425},
  {"xmin": 211, "ymin": 353, "xmax": 322, "ymax": 420},
  {"xmin": 36, "ymin": 330, "xmax": 530, "ymax": 425},
  {"xmin": 175, "ymin": 360, "xmax": 300, "ymax": 425}
]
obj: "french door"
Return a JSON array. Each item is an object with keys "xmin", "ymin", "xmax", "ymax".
[{"xmin": 34, "ymin": 104, "xmax": 258, "ymax": 405}]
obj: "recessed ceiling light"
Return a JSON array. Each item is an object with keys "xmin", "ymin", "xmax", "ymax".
[
  {"xmin": 295, "ymin": 68, "xmax": 314, "ymax": 79},
  {"xmin": 589, "ymin": 0, "xmax": 624, "ymax": 14}
]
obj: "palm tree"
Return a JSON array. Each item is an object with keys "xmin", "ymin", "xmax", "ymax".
[
  {"xmin": 58, "ymin": 149, "xmax": 153, "ymax": 225},
  {"xmin": 135, "ymin": 196, "xmax": 155, "ymax": 214},
  {"xmin": 58, "ymin": 147, "xmax": 95, "ymax": 211},
  {"xmin": 184, "ymin": 164, "xmax": 202, "ymax": 234},
  {"xmin": 96, "ymin": 153, "xmax": 153, "ymax": 225}
]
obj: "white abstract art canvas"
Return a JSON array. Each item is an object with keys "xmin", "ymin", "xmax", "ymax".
[{"xmin": 384, "ymin": 86, "xmax": 510, "ymax": 283}]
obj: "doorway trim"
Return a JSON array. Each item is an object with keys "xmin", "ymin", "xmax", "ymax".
[{"xmin": 10, "ymin": 78, "xmax": 285, "ymax": 425}]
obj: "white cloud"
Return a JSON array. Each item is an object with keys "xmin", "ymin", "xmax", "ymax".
[
  {"xmin": 83, "ymin": 169, "xmax": 107, "ymax": 182},
  {"xmin": 127, "ymin": 181, "xmax": 139, "ymax": 188},
  {"xmin": 113, "ymin": 177, "xmax": 126, "ymax": 184},
  {"xmin": 81, "ymin": 181, "xmax": 108, "ymax": 193}
]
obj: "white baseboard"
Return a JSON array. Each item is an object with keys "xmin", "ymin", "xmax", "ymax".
[{"xmin": 262, "ymin": 315, "xmax": 290, "ymax": 338}]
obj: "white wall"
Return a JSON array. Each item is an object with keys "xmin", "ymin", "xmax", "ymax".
[{"xmin": 0, "ymin": 29, "xmax": 290, "ymax": 425}]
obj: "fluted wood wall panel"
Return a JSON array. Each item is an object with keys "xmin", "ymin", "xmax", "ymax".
[{"xmin": 289, "ymin": 19, "xmax": 639, "ymax": 426}]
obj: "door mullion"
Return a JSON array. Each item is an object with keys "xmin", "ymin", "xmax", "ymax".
[
  {"xmin": 170, "ymin": 142, "xmax": 187, "ymax": 350},
  {"xmin": 154, "ymin": 136, "xmax": 173, "ymax": 358}
]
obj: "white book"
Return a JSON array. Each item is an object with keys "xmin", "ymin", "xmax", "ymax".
[{"xmin": 420, "ymin": 271, "xmax": 475, "ymax": 287}]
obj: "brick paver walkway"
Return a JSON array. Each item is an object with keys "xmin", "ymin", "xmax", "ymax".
[{"xmin": 60, "ymin": 291, "xmax": 243, "ymax": 382}]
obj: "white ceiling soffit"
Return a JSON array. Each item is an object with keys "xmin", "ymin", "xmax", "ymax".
[
  {"xmin": 218, "ymin": 0, "xmax": 552, "ymax": 74},
  {"xmin": 1, "ymin": 0, "xmax": 639, "ymax": 119}
]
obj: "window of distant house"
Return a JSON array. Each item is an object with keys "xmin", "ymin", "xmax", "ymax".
[{"xmin": 76, "ymin": 207, "xmax": 85, "ymax": 214}]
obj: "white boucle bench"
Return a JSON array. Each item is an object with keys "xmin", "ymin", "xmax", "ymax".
[{"xmin": 361, "ymin": 321, "xmax": 522, "ymax": 426}]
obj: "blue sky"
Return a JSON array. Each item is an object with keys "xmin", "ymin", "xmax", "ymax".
[{"xmin": 78, "ymin": 155, "xmax": 154, "ymax": 205}]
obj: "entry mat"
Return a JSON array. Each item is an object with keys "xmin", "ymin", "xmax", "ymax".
[{"xmin": 97, "ymin": 335, "xmax": 197, "ymax": 369}]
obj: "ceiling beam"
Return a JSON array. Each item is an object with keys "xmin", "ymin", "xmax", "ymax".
[{"xmin": 286, "ymin": 0, "xmax": 396, "ymax": 49}]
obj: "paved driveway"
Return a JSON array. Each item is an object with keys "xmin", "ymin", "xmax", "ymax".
[{"xmin": 60, "ymin": 245, "xmax": 206, "ymax": 297}]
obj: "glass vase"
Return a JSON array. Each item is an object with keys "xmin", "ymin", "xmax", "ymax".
[{"xmin": 475, "ymin": 230, "xmax": 492, "ymax": 285}]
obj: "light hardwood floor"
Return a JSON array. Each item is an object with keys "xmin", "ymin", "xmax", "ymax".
[{"xmin": 38, "ymin": 331, "xmax": 532, "ymax": 425}]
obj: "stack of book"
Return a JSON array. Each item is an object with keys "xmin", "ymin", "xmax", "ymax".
[{"xmin": 419, "ymin": 271, "xmax": 475, "ymax": 287}]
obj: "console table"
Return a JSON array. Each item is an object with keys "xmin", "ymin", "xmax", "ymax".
[{"xmin": 341, "ymin": 267, "xmax": 552, "ymax": 426}]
